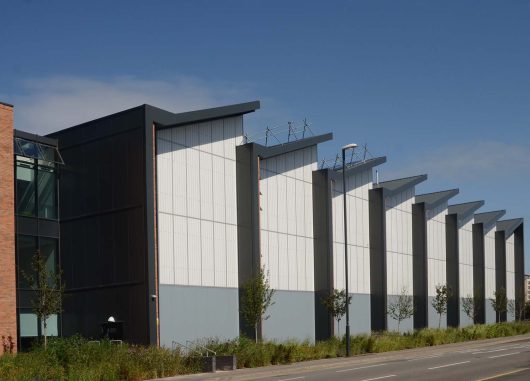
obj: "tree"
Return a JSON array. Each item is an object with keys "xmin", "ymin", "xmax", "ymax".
[
  {"xmin": 490, "ymin": 288, "xmax": 508, "ymax": 323},
  {"xmin": 387, "ymin": 287, "xmax": 414, "ymax": 334},
  {"xmin": 431, "ymin": 284, "xmax": 452, "ymax": 329},
  {"xmin": 23, "ymin": 250, "xmax": 64, "ymax": 350},
  {"xmin": 240, "ymin": 266, "xmax": 275, "ymax": 343},
  {"xmin": 462, "ymin": 294, "xmax": 480, "ymax": 324},
  {"xmin": 321, "ymin": 289, "xmax": 351, "ymax": 337}
]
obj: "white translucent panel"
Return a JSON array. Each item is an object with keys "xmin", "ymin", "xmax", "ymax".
[
  {"xmin": 172, "ymin": 142, "xmax": 188, "ymax": 216},
  {"xmin": 225, "ymin": 160, "xmax": 237, "ymax": 225},
  {"xmin": 234, "ymin": 116, "xmax": 244, "ymax": 142},
  {"xmin": 226, "ymin": 224, "xmax": 239, "ymax": 287},
  {"xmin": 223, "ymin": 118, "xmax": 236, "ymax": 160},
  {"xmin": 20, "ymin": 313, "xmax": 38, "ymax": 337},
  {"xmin": 158, "ymin": 213, "xmax": 174, "ymax": 284},
  {"xmin": 156, "ymin": 139, "xmax": 173, "ymax": 214},
  {"xmin": 294, "ymin": 150, "xmax": 304, "ymax": 180},
  {"xmin": 173, "ymin": 215, "xmax": 189, "ymax": 285},
  {"xmin": 304, "ymin": 182, "xmax": 313, "ymax": 238},
  {"xmin": 201, "ymin": 220, "xmax": 215, "ymax": 286},
  {"xmin": 212, "ymin": 158, "xmax": 226, "ymax": 223},
  {"xmin": 186, "ymin": 148, "xmax": 201, "ymax": 218},
  {"xmin": 199, "ymin": 122, "xmax": 212, "ymax": 153},
  {"xmin": 259, "ymin": 175, "xmax": 268, "ymax": 231},
  {"xmin": 296, "ymin": 236, "xmax": 306, "ymax": 290},
  {"xmin": 334, "ymin": 242, "xmax": 345, "ymax": 289},
  {"xmin": 211, "ymin": 119, "xmax": 225, "ymax": 157},
  {"xmin": 187, "ymin": 218, "xmax": 202, "ymax": 285},
  {"xmin": 277, "ymin": 175, "xmax": 288, "ymax": 233},
  {"xmin": 286, "ymin": 177, "xmax": 296, "ymax": 235},
  {"xmin": 172, "ymin": 125, "xmax": 186, "ymax": 146},
  {"xmin": 268, "ymin": 159, "xmax": 279, "ymax": 232},
  {"xmin": 306, "ymin": 237, "xmax": 315, "ymax": 291},
  {"xmin": 199, "ymin": 152, "xmax": 213, "ymax": 221},
  {"xmin": 261, "ymin": 230, "xmax": 269, "ymax": 273},
  {"xmin": 303, "ymin": 148, "xmax": 312, "ymax": 180},
  {"xmin": 267, "ymin": 232, "xmax": 279, "ymax": 288},
  {"xmin": 277, "ymin": 233, "xmax": 289, "ymax": 290},
  {"xmin": 158, "ymin": 128, "xmax": 171, "ymax": 141},
  {"xmin": 295, "ymin": 180, "xmax": 305, "ymax": 236},
  {"xmin": 185, "ymin": 124, "xmax": 199, "ymax": 148},
  {"xmin": 214, "ymin": 222, "xmax": 227, "ymax": 287},
  {"xmin": 287, "ymin": 234, "xmax": 297, "ymax": 290}
]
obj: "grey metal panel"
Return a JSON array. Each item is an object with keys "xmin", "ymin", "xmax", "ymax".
[
  {"xmin": 495, "ymin": 231, "xmax": 507, "ymax": 322},
  {"xmin": 262, "ymin": 290, "xmax": 315, "ymax": 342},
  {"xmin": 496, "ymin": 218, "xmax": 524, "ymax": 239},
  {"xmin": 312, "ymin": 170, "xmax": 333, "ymax": 340},
  {"xmin": 328, "ymin": 157, "xmax": 387, "ymax": 181},
  {"xmin": 446, "ymin": 214, "xmax": 460, "ymax": 327},
  {"xmin": 459, "ymin": 298, "xmax": 474, "ymax": 327},
  {"xmin": 415, "ymin": 189, "xmax": 459, "ymax": 211},
  {"xmin": 485, "ymin": 303, "xmax": 496, "ymax": 324},
  {"xmin": 374, "ymin": 174, "xmax": 427, "ymax": 198},
  {"xmin": 412, "ymin": 203, "xmax": 427, "ymax": 330},
  {"xmin": 474, "ymin": 210, "xmax": 506, "ymax": 232},
  {"xmin": 347, "ymin": 294, "xmax": 371, "ymax": 335},
  {"xmin": 158, "ymin": 285, "xmax": 239, "ymax": 347},
  {"xmin": 369, "ymin": 188, "xmax": 387, "ymax": 331},
  {"xmin": 250, "ymin": 133, "xmax": 333, "ymax": 159},
  {"xmin": 448, "ymin": 201, "xmax": 484, "ymax": 219},
  {"xmin": 428, "ymin": 296, "xmax": 447, "ymax": 329},
  {"xmin": 473, "ymin": 223, "xmax": 486, "ymax": 324},
  {"xmin": 16, "ymin": 217, "xmax": 60, "ymax": 238},
  {"xmin": 156, "ymin": 101, "xmax": 260, "ymax": 130},
  {"xmin": 514, "ymin": 224, "xmax": 525, "ymax": 319},
  {"xmin": 387, "ymin": 294, "xmax": 414, "ymax": 332}
]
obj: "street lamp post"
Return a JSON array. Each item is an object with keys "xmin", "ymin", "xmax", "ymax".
[{"xmin": 342, "ymin": 143, "xmax": 357, "ymax": 357}]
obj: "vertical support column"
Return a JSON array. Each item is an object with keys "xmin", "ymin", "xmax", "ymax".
[
  {"xmin": 412, "ymin": 203, "xmax": 427, "ymax": 329},
  {"xmin": 236, "ymin": 144, "xmax": 261, "ymax": 339},
  {"xmin": 495, "ymin": 231, "xmax": 507, "ymax": 322},
  {"xmin": 514, "ymin": 224, "xmax": 525, "ymax": 320},
  {"xmin": 312, "ymin": 170, "xmax": 333, "ymax": 340},
  {"xmin": 472, "ymin": 224, "xmax": 486, "ymax": 324},
  {"xmin": 0, "ymin": 102, "xmax": 16, "ymax": 353},
  {"xmin": 369, "ymin": 188, "xmax": 387, "ymax": 331},
  {"xmin": 446, "ymin": 214, "xmax": 460, "ymax": 327}
]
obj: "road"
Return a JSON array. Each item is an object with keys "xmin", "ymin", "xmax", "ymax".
[{"xmin": 155, "ymin": 334, "xmax": 530, "ymax": 381}]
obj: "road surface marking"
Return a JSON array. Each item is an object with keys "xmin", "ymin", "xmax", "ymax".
[
  {"xmin": 278, "ymin": 377, "xmax": 305, "ymax": 381},
  {"xmin": 472, "ymin": 348, "xmax": 509, "ymax": 355},
  {"xmin": 488, "ymin": 352, "xmax": 521, "ymax": 359},
  {"xmin": 475, "ymin": 367, "xmax": 529, "ymax": 381},
  {"xmin": 428, "ymin": 360, "xmax": 471, "ymax": 370},
  {"xmin": 407, "ymin": 354, "xmax": 442, "ymax": 361},
  {"xmin": 336, "ymin": 363, "xmax": 388, "ymax": 373},
  {"xmin": 359, "ymin": 376, "xmax": 396, "ymax": 381}
]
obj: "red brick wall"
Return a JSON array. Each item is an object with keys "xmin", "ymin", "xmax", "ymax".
[{"xmin": 0, "ymin": 103, "xmax": 16, "ymax": 354}]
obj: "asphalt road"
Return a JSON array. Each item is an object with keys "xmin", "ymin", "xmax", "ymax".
[{"xmin": 156, "ymin": 334, "xmax": 530, "ymax": 381}]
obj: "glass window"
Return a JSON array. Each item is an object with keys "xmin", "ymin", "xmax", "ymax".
[
  {"xmin": 40, "ymin": 238, "xmax": 58, "ymax": 286},
  {"xmin": 16, "ymin": 161, "xmax": 36, "ymax": 217},
  {"xmin": 38, "ymin": 166, "xmax": 57, "ymax": 220},
  {"xmin": 14, "ymin": 138, "xmax": 23, "ymax": 155},
  {"xmin": 17, "ymin": 139, "xmax": 42, "ymax": 160},
  {"xmin": 17, "ymin": 235, "xmax": 37, "ymax": 288},
  {"xmin": 19, "ymin": 313, "xmax": 38, "ymax": 337},
  {"xmin": 38, "ymin": 144, "xmax": 64, "ymax": 164}
]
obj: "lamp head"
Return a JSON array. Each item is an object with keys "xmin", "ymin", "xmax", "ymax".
[{"xmin": 341, "ymin": 143, "xmax": 357, "ymax": 151}]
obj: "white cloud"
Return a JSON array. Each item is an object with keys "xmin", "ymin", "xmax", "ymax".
[
  {"xmin": 11, "ymin": 75, "xmax": 253, "ymax": 135},
  {"xmin": 386, "ymin": 140, "xmax": 530, "ymax": 185}
]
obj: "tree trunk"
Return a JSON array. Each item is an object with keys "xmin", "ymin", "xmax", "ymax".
[
  {"xmin": 337, "ymin": 319, "xmax": 340, "ymax": 338},
  {"xmin": 438, "ymin": 314, "xmax": 441, "ymax": 329},
  {"xmin": 397, "ymin": 320, "xmax": 400, "ymax": 334},
  {"xmin": 254, "ymin": 324, "xmax": 258, "ymax": 344},
  {"xmin": 43, "ymin": 319, "xmax": 48, "ymax": 350}
]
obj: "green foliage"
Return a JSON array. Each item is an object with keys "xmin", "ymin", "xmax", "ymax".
[
  {"xmin": 387, "ymin": 287, "xmax": 414, "ymax": 333},
  {"xmin": 431, "ymin": 284, "xmax": 452, "ymax": 328},
  {"xmin": 461, "ymin": 293, "xmax": 482, "ymax": 324},
  {"xmin": 490, "ymin": 288, "xmax": 508, "ymax": 323},
  {"xmin": 240, "ymin": 267, "xmax": 275, "ymax": 342},
  {"xmin": 321, "ymin": 289, "xmax": 351, "ymax": 336},
  {"xmin": 22, "ymin": 250, "xmax": 65, "ymax": 350}
]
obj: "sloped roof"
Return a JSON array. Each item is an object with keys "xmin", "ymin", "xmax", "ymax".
[
  {"xmin": 251, "ymin": 133, "xmax": 333, "ymax": 159},
  {"xmin": 448, "ymin": 201, "xmax": 485, "ymax": 218},
  {"xmin": 374, "ymin": 174, "xmax": 427, "ymax": 197},
  {"xmin": 328, "ymin": 156, "xmax": 387, "ymax": 181},
  {"xmin": 415, "ymin": 189, "xmax": 459, "ymax": 210},
  {"xmin": 475, "ymin": 210, "xmax": 506, "ymax": 231},
  {"xmin": 496, "ymin": 218, "xmax": 524, "ymax": 239}
]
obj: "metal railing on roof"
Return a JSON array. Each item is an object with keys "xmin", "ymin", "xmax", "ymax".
[
  {"xmin": 319, "ymin": 143, "xmax": 375, "ymax": 170},
  {"xmin": 241, "ymin": 119, "xmax": 315, "ymax": 146}
]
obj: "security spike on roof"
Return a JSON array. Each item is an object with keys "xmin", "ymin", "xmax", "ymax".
[
  {"xmin": 496, "ymin": 218, "xmax": 524, "ymax": 239},
  {"xmin": 415, "ymin": 188, "xmax": 459, "ymax": 210}
]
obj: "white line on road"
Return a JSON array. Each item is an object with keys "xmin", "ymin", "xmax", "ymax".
[
  {"xmin": 335, "ymin": 363, "xmax": 388, "ymax": 373},
  {"xmin": 472, "ymin": 348, "xmax": 510, "ymax": 354},
  {"xmin": 407, "ymin": 354, "xmax": 442, "ymax": 361},
  {"xmin": 427, "ymin": 360, "xmax": 471, "ymax": 370},
  {"xmin": 359, "ymin": 375, "xmax": 396, "ymax": 381},
  {"xmin": 488, "ymin": 352, "xmax": 521, "ymax": 359},
  {"xmin": 278, "ymin": 377, "xmax": 305, "ymax": 381}
]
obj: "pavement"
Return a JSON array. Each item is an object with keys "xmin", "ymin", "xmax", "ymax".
[{"xmin": 151, "ymin": 334, "xmax": 530, "ymax": 381}]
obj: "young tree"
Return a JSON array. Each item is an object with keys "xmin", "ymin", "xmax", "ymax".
[
  {"xmin": 240, "ymin": 266, "xmax": 275, "ymax": 343},
  {"xmin": 23, "ymin": 250, "xmax": 64, "ymax": 350},
  {"xmin": 462, "ymin": 294, "xmax": 480, "ymax": 324},
  {"xmin": 507, "ymin": 299, "xmax": 515, "ymax": 320},
  {"xmin": 321, "ymin": 289, "xmax": 351, "ymax": 337},
  {"xmin": 387, "ymin": 287, "xmax": 414, "ymax": 334},
  {"xmin": 490, "ymin": 288, "xmax": 508, "ymax": 323},
  {"xmin": 431, "ymin": 284, "xmax": 452, "ymax": 329}
]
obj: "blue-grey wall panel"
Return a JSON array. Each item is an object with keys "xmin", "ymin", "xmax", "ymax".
[
  {"xmin": 387, "ymin": 294, "xmax": 414, "ymax": 332},
  {"xmin": 159, "ymin": 285, "xmax": 239, "ymax": 347},
  {"xmin": 262, "ymin": 290, "xmax": 315, "ymax": 342},
  {"xmin": 347, "ymin": 293, "xmax": 371, "ymax": 335},
  {"xmin": 427, "ymin": 297, "xmax": 447, "ymax": 329}
]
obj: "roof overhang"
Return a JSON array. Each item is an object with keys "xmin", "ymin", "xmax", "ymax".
[
  {"xmin": 475, "ymin": 210, "xmax": 506, "ymax": 231},
  {"xmin": 374, "ymin": 174, "xmax": 428, "ymax": 198},
  {"xmin": 156, "ymin": 100, "xmax": 260, "ymax": 130},
  {"xmin": 496, "ymin": 218, "xmax": 524, "ymax": 239},
  {"xmin": 447, "ymin": 200, "xmax": 485, "ymax": 219},
  {"xmin": 247, "ymin": 133, "xmax": 333, "ymax": 159},
  {"xmin": 327, "ymin": 156, "xmax": 387, "ymax": 181},
  {"xmin": 415, "ymin": 189, "xmax": 459, "ymax": 210}
]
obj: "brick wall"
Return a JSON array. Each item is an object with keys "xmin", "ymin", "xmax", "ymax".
[{"xmin": 0, "ymin": 102, "xmax": 16, "ymax": 353}]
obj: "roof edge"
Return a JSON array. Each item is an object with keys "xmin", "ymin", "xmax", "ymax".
[
  {"xmin": 328, "ymin": 156, "xmax": 387, "ymax": 180},
  {"xmin": 250, "ymin": 132, "xmax": 333, "ymax": 159},
  {"xmin": 447, "ymin": 200, "xmax": 485, "ymax": 219},
  {"xmin": 375, "ymin": 174, "xmax": 428, "ymax": 197},
  {"xmin": 415, "ymin": 188, "xmax": 459, "ymax": 210}
]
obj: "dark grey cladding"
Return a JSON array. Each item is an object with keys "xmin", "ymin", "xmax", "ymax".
[
  {"xmin": 496, "ymin": 218, "xmax": 524, "ymax": 239},
  {"xmin": 415, "ymin": 189, "xmax": 459, "ymax": 210},
  {"xmin": 475, "ymin": 210, "xmax": 506, "ymax": 231},
  {"xmin": 448, "ymin": 200, "xmax": 485, "ymax": 219},
  {"xmin": 328, "ymin": 156, "xmax": 387, "ymax": 181},
  {"xmin": 374, "ymin": 174, "xmax": 428, "ymax": 197}
]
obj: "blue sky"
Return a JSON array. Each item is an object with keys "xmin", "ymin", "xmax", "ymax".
[{"xmin": 2, "ymin": 1, "xmax": 529, "ymax": 272}]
